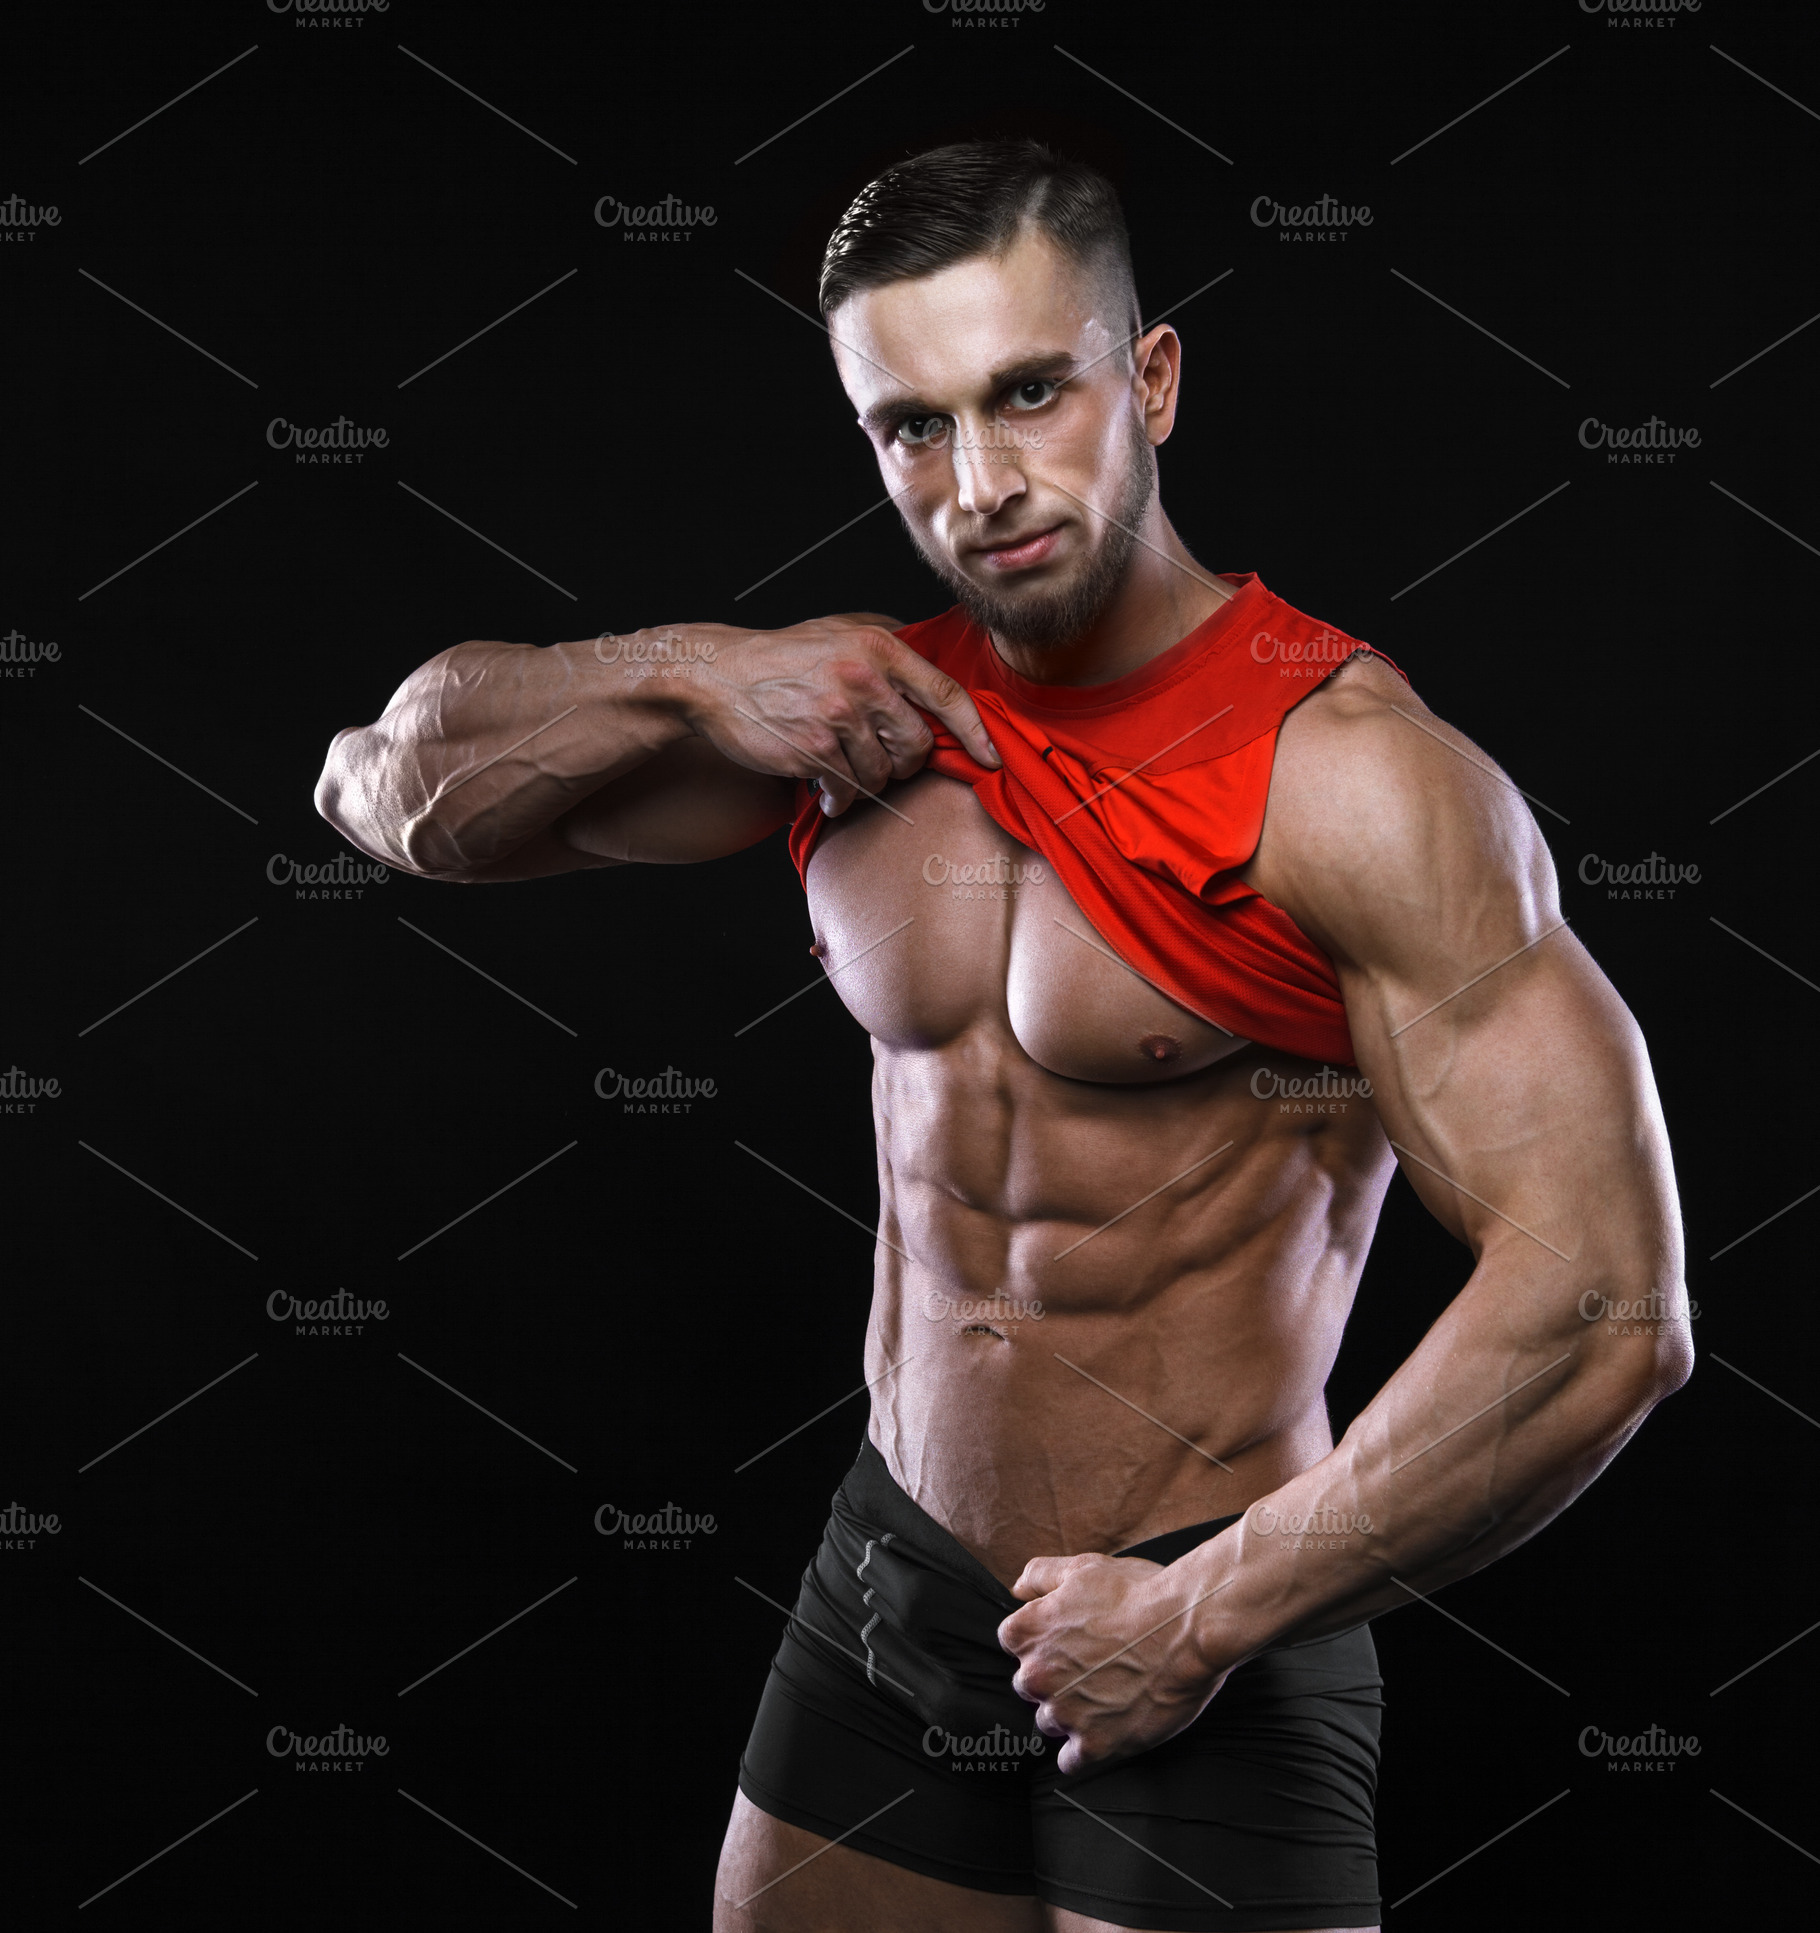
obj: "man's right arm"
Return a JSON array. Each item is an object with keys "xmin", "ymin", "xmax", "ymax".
[{"xmin": 314, "ymin": 615, "xmax": 1000, "ymax": 884}]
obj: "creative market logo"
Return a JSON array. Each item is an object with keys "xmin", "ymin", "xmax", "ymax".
[
  {"xmin": 910, "ymin": 422, "xmax": 1045, "ymax": 460},
  {"xmin": 593, "ymin": 631, "xmax": 718, "ymax": 683},
  {"xmin": 1, "ymin": 628, "xmax": 60, "ymax": 678},
  {"xmin": 1249, "ymin": 627, "xmax": 1365, "ymax": 681},
  {"xmin": 268, "ymin": 851, "xmax": 391, "ymax": 899},
  {"xmin": 1578, "ymin": 1287, "xmax": 1698, "ymax": 1337},
  {"xmin": 922, "ymin": 1289, "xmax": 1045, "ymax": 1327},
  {"xmin": 1578, "ymin": 416, "xmax": 1699, "ymax": 465},
  {"xmin": 266, "ymin": 416, "xmax": 390, "ymax": 466},
  {"xmin": 267, "ymin": 1288, "xmax": 390, "ymax": 1337},
  {"xmin": 1, "ymin": 1066, "xmax": 60, "ymax": 1114},
  {"xmin": 1579, "ymin": 0, "xmax": 1700, "ymax": 25},
  {"xmin": 267, "ymin": 1723, "xmax": 389, "ymax": 1771},
  {"xmin": 1, "ymin": 1502, "xmax": 61, "ymax": 1550},
  {"xmin": 593, "ymin": 195, "xmax": 716, "ymax": 242},
  {"xmin": 923, "ymin": 1723, "xmax": 1048, "ymax": 1768},
  {"xmin": 922, "ymin": 852, "xmax": 1046, "ymax": 901},
  {"xmin": 1577, "ymin": 853, "xmax": 1700, "ymax": 901},
  {"xmin": 594, "ymin": 1502, "xmax": 717, "ymax": 1550},
  {"xmin": 922, "ymin": 0, "xmax": 1045, "ymax": 25},
  {"xmin": 1578, "ymin": 1723, "xmax": 1700, "ymax": 1770},
  {"xmin": 1249, "ymin": 1501, "xmax": 1374, "ymax": 1551},
  {"xmin": 1251, "ymin": 194, "xmax": 1372, "ymax": 242},
  {"xmin": 594, "ymin": 1066, "xmax": 717, "ymax": 1114},
  {"xmin": 0, "ymin": 194, "xmax": 60, "ymax": 242},
  {"xmin": 1250, "ymin": 1065, "xmax": 1373, "ymax": 1114},
  {"xmin": 266, "ymin": 0, "xmax": 390, "ymax": 24}
]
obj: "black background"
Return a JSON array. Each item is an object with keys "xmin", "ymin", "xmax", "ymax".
[{"xmin": 5, "ymin": 1, "xmax": 1817, "ymax": 1926}]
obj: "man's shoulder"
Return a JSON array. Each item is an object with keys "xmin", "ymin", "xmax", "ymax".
[
  {"xmin": 1256, "ymin": 654, "xmax": 1552, "ymax": 941},
  {"xmin": 1271, "ymin": 651, "xmax": 1435, "ymax": 799},
  {"xmin": 1283, "ymin": 650, "xmax": 1417, "ymax": 738}
]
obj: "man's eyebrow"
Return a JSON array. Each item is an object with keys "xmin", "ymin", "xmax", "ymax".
[
  {"xmin": 986, "ymin": 351, "xmax": 1081, "ymax": 393},
  {"xmin": 858, "ymin": 352, "xmax": 1082, "ymax": 434}
]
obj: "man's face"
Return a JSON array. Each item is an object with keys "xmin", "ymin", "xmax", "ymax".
[{"xmin": 831, "ymin": 230, "xmax": 1171, "ymax": 650}]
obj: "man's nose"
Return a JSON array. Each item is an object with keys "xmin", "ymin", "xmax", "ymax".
[{"xmin": 951, "ymin": 423, "xmax": 1026, "ymax": 520}]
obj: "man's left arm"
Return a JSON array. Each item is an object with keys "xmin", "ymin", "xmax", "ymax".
[{"xmin": 1002, "ymin": 663, "xmax": 1692, "ymax": 1771}]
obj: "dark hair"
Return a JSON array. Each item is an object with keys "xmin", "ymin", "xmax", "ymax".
[{"xmin": 819, "ymin": 138, "xmax": 1138, "ymax": 340}]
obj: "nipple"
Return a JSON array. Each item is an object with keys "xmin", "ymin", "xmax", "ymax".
[
  {"xmin": 1139, "ymin": 1033, "xmax": 1183, "ymax": 1063},
  {"xmin": 809, "ymin": 940, "xmax": 827, "ymax": 958}
]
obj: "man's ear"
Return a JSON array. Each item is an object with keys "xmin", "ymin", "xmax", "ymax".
[{"xmin": 1133, "ymin": 323, "xmax": 1184, "ymax": 446}]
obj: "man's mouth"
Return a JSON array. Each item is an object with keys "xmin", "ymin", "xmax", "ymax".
[{"xmin": 973, "ymin": 524, "xmax": 1064, "ymax": 573}]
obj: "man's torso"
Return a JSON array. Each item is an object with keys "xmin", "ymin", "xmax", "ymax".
[{"xmin": 805, "ymin": 729, "xmax": 1399, "ymax": 1588}]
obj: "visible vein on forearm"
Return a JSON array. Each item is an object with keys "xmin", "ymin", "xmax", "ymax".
[
  {"xmin": 426, "ymin": 704, "xmax": 579, "ymax": 804},
  {"xmin": 1388, "ymin": 1350, "xmax": 1575, "ymax": 1473}
]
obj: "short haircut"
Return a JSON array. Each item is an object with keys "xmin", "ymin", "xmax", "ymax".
[{"xmin": 819, "ymin": 138, "xmax": 1140, "ymax": 347}]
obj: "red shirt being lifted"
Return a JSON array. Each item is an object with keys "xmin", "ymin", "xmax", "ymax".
[{"xmin": 787, "ymin": 573, "xmax": 1408, "ymax": 1069}]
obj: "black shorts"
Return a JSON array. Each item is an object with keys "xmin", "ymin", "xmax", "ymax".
[{"xmin": 739, "ymin": 1437, "xmax": 1383, "ymax": 1932}]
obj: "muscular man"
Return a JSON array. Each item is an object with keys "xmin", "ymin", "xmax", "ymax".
[{"xmin": 317, "ymin": 141, "xmax": 1690, "ymax": 1932}]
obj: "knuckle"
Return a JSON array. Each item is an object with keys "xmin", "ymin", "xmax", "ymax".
[{"xmin": 836, "ymin": 662, "xmax": 889, "ymax": 704}]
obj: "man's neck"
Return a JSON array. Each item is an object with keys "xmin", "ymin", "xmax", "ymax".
[{"xmin": 988, "ymin": 508, "xmax": 1237, "ymax": 688}]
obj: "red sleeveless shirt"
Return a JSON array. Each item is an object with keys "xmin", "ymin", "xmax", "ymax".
[{"xmin": 786, "ymin": 574, "xmax": 1405, "ymax": 1067}]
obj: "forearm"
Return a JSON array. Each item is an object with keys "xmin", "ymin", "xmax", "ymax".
[
  {"xmin": 314, "ymin": 624, "xmax": 722, "ymax": 878},
  {"xmin": 1176, "ymin": 1241, "xmax": 1690, "ymax": 1675}
]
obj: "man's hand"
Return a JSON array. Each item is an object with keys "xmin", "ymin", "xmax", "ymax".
[
  {"xmin": 997, "ymin": 1553, "xmax": 1229, "ymax": 1775},
  {"xmin": 682, "ymin": 613, "xmax": 1001, "ymax": 816}
]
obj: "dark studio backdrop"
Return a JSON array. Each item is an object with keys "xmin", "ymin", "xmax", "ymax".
[{"xmin": 4, "ymin": 1, "xmax": 1817, "ymax": 1926}]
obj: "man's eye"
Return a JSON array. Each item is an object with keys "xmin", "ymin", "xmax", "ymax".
[
  {"xmin": 1006, "ymin": 379, "xmax": 1058, "ymax": 411},
  {"xmin": 895, "ymin": 415, "xmax": 948, "ymax": 447}
]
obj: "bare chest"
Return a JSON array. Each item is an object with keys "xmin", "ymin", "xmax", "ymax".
[{"xmin": 803, "ymin": 772, "xmax": 1252, "ymax": 1084}]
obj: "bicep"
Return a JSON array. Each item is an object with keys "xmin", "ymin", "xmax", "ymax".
[
  {"xmin": 553, "ymin": 734, "xmax": 796, "ymax": 865},
  {"xmin": 1267, "ymin": 689, "xmax": 1679, "ymax": 1281},
  {"xmin": 1349, "ymin": 933, "xmax": 1676, "ymax": 1280}
]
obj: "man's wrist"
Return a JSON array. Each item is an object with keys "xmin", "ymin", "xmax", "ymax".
[
  {"xmin": 1159, "ymin": 1532, "xmax": 1251, "ymax": 1682},
  {"xmin": 578, "ymin": 623, "xmax": 734, "ymax": 738},
  {"xmin": 1174, "ymin": 1484, "xmax": 1399, "ymax": 1675}
]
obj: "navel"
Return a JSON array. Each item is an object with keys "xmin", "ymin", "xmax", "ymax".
[{"xmin": 1138, "ymin": 1033, "xmax": 1183, "ymax": 1063}]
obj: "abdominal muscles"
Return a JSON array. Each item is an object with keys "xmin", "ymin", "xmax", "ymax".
[{"xmin": 805, "ymin": 770, "xmax": 1395, "ymax": 1577}]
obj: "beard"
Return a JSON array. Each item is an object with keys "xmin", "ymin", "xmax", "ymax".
[{"xmin": 900, "ymin": 413, "xmax": 1157, "ymax": 651}]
